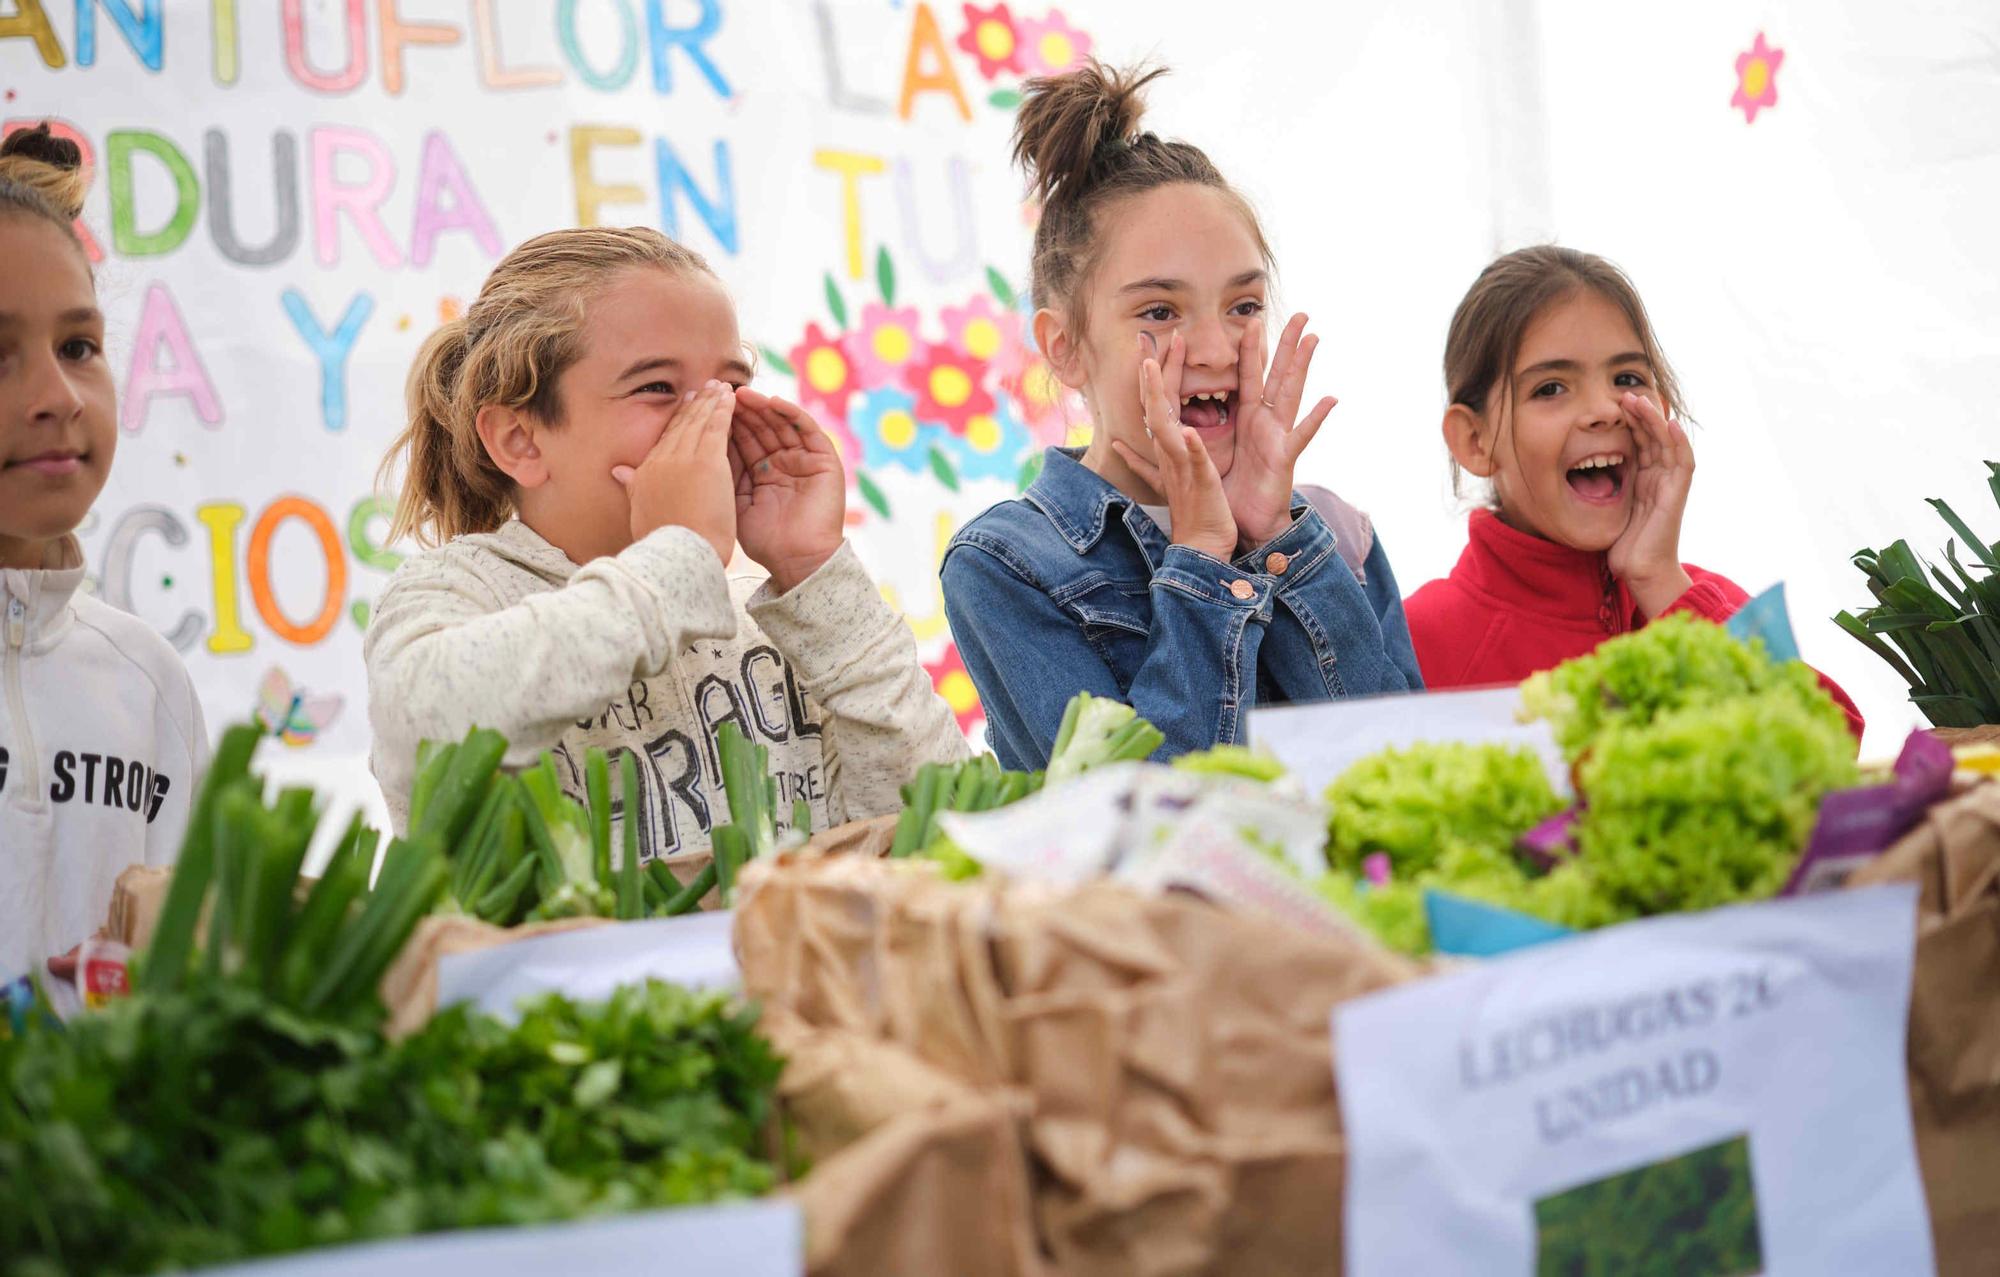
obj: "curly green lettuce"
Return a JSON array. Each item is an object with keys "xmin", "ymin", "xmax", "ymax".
[
  {"xmin": 1520, "ymin": 613, "xmax": 1836, "ymax": 761},
  {"xmin": 1569, "ymin": 688, "xmax": 1859, "ymax": 916},
  {"xmin": 1316, "ymin": 872, "xmax": 1430, "ymax": 957},
  {"xmin": 1324, "ymin": 741, "xmax": 1564, "ymax": 876}
]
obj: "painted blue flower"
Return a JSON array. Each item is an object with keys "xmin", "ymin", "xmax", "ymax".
[
  {"xmin": 853, "ymin": 387, "xmax": 932, "ymax": 474},
  {"xmin": 943, "ymin": 394, "xmax": 1033, "ymax": 482}
]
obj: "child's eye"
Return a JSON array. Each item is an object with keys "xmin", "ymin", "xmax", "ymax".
[
  {"xmin": 1138, "ymin": 305, "xmax": 1175, "ymax": 323},
  {"xmin": 59, "ymin": 337, "xmax": 101, "ymax": 361},
  {"xmin": 1614, "ymin": 371, "xmax": 1650, "ymax": 388},
  {"xmin": 1531, "ymin": 381, "xmax": 1565, "ymax": 398}
]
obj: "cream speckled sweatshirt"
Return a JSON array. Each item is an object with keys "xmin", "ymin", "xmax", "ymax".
[{"xmin": 364, "ymin": 520, "xmax": 968, "ymax": 858}]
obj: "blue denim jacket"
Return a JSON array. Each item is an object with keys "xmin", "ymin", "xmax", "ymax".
[{"xmin": 941, "ymin": 447, "xmax": 1424, "ymax": 770}]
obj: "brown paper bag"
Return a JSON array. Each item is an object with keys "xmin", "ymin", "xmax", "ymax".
[
  {"xmin": 1932, "ymin": 725, "xmax": 2000, "ymax": 751},
  {"xmin": 761, "ymin": 1006, "xmax": 1047, "ymax": 1277},
  {"xmin": 736, "ymin": 855, "xmax": 1416, "ymax": 1276},
  {"xmin": 107, "ymin": 864, "xmax": 175, "ymax": 949},
  {"xmin": 1851, "ymin": 780, "xmax": 2000, "ymax": 1275}
]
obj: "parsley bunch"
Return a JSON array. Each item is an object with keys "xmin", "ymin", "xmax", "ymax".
[{"xmin": 1, "ymin": 980, "xmax": 780, "ymax": 1276}]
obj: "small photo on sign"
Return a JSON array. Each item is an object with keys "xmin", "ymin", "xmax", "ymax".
[{"xmin": 1533, "ymin": 1134, "xmax": 1764, "ymax": 1277}]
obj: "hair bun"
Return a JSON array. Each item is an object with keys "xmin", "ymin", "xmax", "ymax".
[
  {"xmin": 1011, "ymin": 60, "xmax": 1166, "ymax": 206},
  {"xmin": 1, "ymin": 122, "xmax": 81, "ymax": 171},
  {"xmin": 0, "ymin": 122, "xmax": 88, "ymax": 221}
]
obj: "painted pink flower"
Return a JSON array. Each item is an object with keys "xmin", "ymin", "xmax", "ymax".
[
  {"xmin": 940, "ymin": 295, "xmax": 1025, "ymax": 380},
  {"xmin": 1731, "ymin": 32, "xmax": 1783, "ymax": 124},
  {"xmin": 1000, "ymin": 350, "xmax": 1080, "ymax": 448},
  {"xmin": 904, "ymin": 343, "xmax": 995, "ymax": 435},
  {"xmin": 925, "ymin": 644, "xmax": 985, "ymax": 735},
  {"xmin": 788, "ymin": 321, "xmax": 855, "ymax": 426},
  {"xmin": 845, "ymin": 302, "xmax": 924, "ymax": 390},
  {"xmin": 1017, "ymin": 10, "xmax": 1092, "ymax": 77},
  {"xmin": 956, "ymin": 3, "xmax": 1023, "ymax": 81}
]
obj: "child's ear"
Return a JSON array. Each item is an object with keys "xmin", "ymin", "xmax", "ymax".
[
  {"xmin": 475, "ymin": 404, "xmax": 549, "ymax": 488},
  {"xmin": 1034, "ymin": 308, "xmax": 1089, "ymax": 391},
  {"xmin": 1442, "ymin": 403, "xmax": 1499, "ymax": 480}
]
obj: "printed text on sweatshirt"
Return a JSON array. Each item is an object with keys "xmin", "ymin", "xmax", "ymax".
[
  {"xmin": 364, "ymin": 520, "xmax": 968, "ymax": 857},
  {"xmin": 2, "ymin": 535, "xmax": 206, "ymax": 979}
]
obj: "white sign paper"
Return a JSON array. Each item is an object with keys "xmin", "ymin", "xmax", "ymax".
[
  {"xmin": 195, "ymin": 1199, "xmax": 802, "ymax": 1277},
  {"xmin": 1335, "ymin": 884, "xmax": 1931, "ymax": 1276},
  {"xmin": 1247, "ymin": 685, "xmax": 1571, "ymax": 799},
  {"xmin": 435, "ymin": 911, "xmax": 738, "ymax": 1023}
]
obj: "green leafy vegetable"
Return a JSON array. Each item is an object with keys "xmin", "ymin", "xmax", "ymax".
[
  {"xmin": 1837, "ymin": 461, "xmax": 2000, "ymax": 726},
  {"xmin": 1318, "ymin": 621, "xmax": 1860, "ymax": 954},
  {"xmin": 0, "ymin": 980, "xmax": 781, "ymax": 1275},
  {"xmin": 1324, "ymin": 741, "xmax": 1561, "ymax": 877},
  {"xmin": 1520, "ymin": 613, "xmax": 1829, "ymax": 760},
  {"xmin": 1045, "ymin": 692, "xmax": 1165, "ymax": 786},
  {"xmin": 1171, "ymin": 743, "xmax": 1288, "ymax": 783}
]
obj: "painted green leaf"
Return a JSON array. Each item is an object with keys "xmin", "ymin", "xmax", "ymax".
[
  {"xmin": 985, "ymin": 265, "xmax": 1018, "ymax": 309},
  {"xmin": 823, "ymin": 273, "xmax": 849, "ymax": 329},
  {"xmin": 1016, "ymin": 451, "xmax": 1045, "ymax": 492},
  {"xmin": 758, "ymin": 344, "xmax": 795, "ymax": 377},
  {"xmin": 856, "ymin": 471, "xmax": 891, "ymax": 519},
  {"xmin": 928, "ymin": 445, "xmax": 962, "ymax": 492},
  {"xmin": 875, "ymin": 245, "xmax": 897, "ymax": 305},
  {"xmin": 988, "ymin": 88, "xmax": 1022, "ymax": 110}
]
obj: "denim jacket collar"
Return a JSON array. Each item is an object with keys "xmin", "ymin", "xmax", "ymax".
[{"xmin": 1021, "ymin": 448, "xmax": 1139, "ymax": 555}]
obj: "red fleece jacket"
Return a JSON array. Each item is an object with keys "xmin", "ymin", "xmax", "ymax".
[{"xmin": 1406, "ymin": 510, "xmax": 1865, "ymax": 739}]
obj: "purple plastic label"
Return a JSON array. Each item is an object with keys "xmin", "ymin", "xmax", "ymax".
[{"xmin": 1782, "ymin": 730, "xmax": 1953, "ymax": 896}]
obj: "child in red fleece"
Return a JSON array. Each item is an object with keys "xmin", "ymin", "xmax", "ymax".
[{"xmin": 1405, "ymin": 246, "xmax": 1864, "ymax": 736}]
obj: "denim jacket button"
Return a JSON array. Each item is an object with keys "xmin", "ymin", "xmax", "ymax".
[
  {"xmin": 1228, "ymin": 579, "xmax": 1256, "ymax": 600},
  {"xmin": 1264, "ymin": 552, "xmax": 1290, "ymax": 576}
]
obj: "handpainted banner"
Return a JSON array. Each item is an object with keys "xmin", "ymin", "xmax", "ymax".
[{"xmin": 3, "ymin": 0, "xmax": 1109, "ymax": 803}]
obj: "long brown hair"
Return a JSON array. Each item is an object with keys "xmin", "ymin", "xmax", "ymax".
[
  {"xmin": 1443, "ymin": 245, "xmax": 1687, "ymax": 494},
  {"xmin": 1011, "ymin": 61, "xmax": 1273, "ymax": 332},
  {"xmin": 381, "ymin": 226, "xmax": 716, "ymax": 546}
]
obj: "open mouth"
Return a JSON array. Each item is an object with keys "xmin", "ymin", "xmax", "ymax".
[
  {"xmin": 1178, "ymin": 389, "xmax": 1236, "ymax": 436},
  {"xmin": 1565, "ymin": 452, "xmax": 1627, "ymax": 505}
]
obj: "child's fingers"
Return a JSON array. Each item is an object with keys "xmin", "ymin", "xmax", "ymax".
[
  {"xmin": 664, "ymin": 384, "xmax": 730, "ymax": 458},
  {"xmin": 765, "ymin": 396, "xmax": 840, "ymax": 458},
  {"xmin": 1269, "ymin": 313, "xmax": 1307, "ymax": 393},
  {"xmin": 1163, "ymin": 329, "xmax": 1187, "ymax": 408},
  {"xmin": 1236, "ymin": 320, "xmax": 1267, "ymax": 414},
  {"xmin": 1669, "ymin": 419, "xmax": 1695, "ymax": 472},
  {"xmin": 1140, "ymin": 356, "xmax": 1174, "ymax": 439},
  {"xmin": 693, "ymin": 389, "xmax": 735, "ymax": 462},
  {"xmin": 1287, "ymin": 396, "xmax": 1337, "ymax": 461},
  {"xmin": 742, "ymin": 402, "xmax": 789, "ymax": 458},
  {"xmin": 1147, "ymin": 374, "xmax": 1189, "ymax": 467},
  {"xmin": 1110, "ymin": 438, "xmax": 1166, "ymax": 491},
  {"xmin": 1273, "ymin": 333, "xmax": 1319, "ymax": 425},
  {"xmin": 1180, "ymin": 426, "xmax": 1221, "ymax": 483},
  {"xmin": 612, "ymin": 464, "xmax": 637, "ymax": 487}
]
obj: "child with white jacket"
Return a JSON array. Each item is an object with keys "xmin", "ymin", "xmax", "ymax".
[
  {"xmin": 367, "ymin": 226, "xmax": 967, "ymax": 858},
  {"xmin": 0, "ymin": 125, "xmax": 206, "ymax": 981}
]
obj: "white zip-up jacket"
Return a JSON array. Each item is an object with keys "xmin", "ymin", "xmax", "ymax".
[
  {"xmin": 364, "ymin": 521, "xmax": 969, "ymax": 856},
  {"xmin": 1, "ymin": 536, "xmax": 207, "ymax": 980}
]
